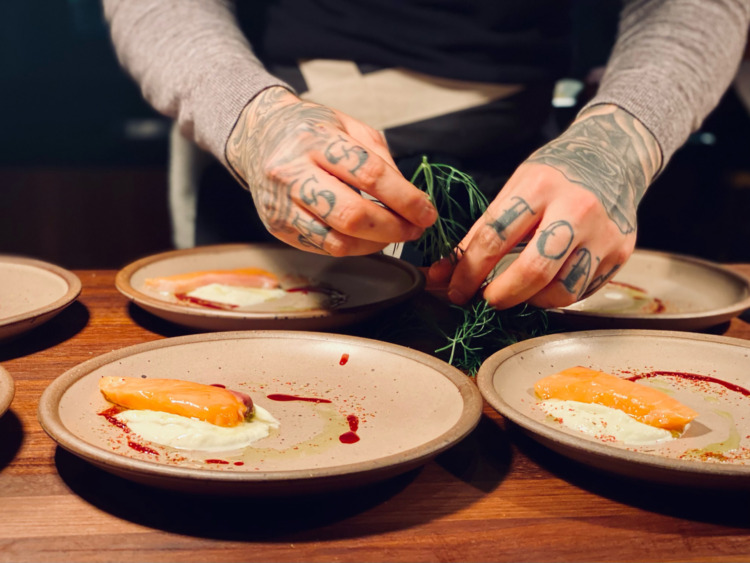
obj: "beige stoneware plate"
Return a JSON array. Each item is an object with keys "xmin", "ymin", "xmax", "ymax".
[
  {"xmin": 494, "ymin": 248, "xmax": 750, "ymax": 331},
  {"xmin": 0, "ymin": 255, "xmax": 82, "ymax": 341},
  {"xmin": 477, "ymin": 329, "xmax": 750, "ymax": 488},
  {"xmin": 116, "ymin": 243, "xmax": 424, "ymax": 332},
  {"xmin": 0, "ymin": 366, "xmax": 14, "ymax": 418},
  {"xmin": 38, "ymin": 330, "xmax": 483, "ymax": 495}
]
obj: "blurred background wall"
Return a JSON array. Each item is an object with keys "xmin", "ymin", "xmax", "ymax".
[{"xmin": 0, "ymin": 0, "xmax": 749, "ymax": 270}]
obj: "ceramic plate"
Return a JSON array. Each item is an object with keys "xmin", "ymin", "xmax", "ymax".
[
  {"xmin": 0, "ymin": 367, "xmax": 14, "ymax": 418},
  {"xmin": 493, "ymin": 248, "xmax": 750, "ymax": 330},
  {"xmin": 115, "ymin": 243, "xmax": 424, "ymax": 332},
  {"xmin": 0, "ymin": 255, "xmax": 82, "ymax": 342},
  {"xmin": 38, "ymin": 330, "xmax": 483, "ymax": 495},
  {"xmin": 477, "ymin": 329, "xmax": 750, "ymax": 488}
]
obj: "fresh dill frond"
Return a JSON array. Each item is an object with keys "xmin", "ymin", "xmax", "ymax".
[
  {"xmin": 409, "ymin": 156, "xmax": 489, "ymax": 265},
  {"xmin": 402, "ymin": 156, "xmax": 551, "ymax": 376}
]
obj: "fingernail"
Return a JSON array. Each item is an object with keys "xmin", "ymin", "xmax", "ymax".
[
  {"xmin": 448, "ymin": 288, "xmax": 467, "ymax": 304},
  {"xmin": 418, "ymin": 204, "xmax": 437, "ymax": 227}
]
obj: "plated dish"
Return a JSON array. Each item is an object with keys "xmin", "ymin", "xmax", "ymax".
[
  {"xmin": 0, "ymin": 367, "xmax": 14, "ymax": 418},
  {"xmin": 492, "ymin": 248, "xmax": 750, "ymax": 331},
  {"xmin": 115, "ymin": 243, "xmax": 424, "ymax": 332},
  {"xmin": 38, "ymin": 330, "xmax": 483, "ymax": 495},
  {"xmin": 477, "ymin": 329, "xmax": 750, "ymax": 488},
  {"xmin": 0, "ymin": 255, "xmax": 82, "ymax": 342}
]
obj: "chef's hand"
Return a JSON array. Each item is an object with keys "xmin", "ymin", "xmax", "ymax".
[
  {"xmin": 226, "ymin": 86, "xmax": 437, "ymax": 256},
  {"xmin": 428, "ymin": 104, "xmax": 662, "ymax": 309}
]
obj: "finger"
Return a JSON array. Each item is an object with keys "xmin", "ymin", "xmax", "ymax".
[
  {"xmin": 447, "ymin": 195, "xmax": 540, "ymax": 305},
  {"xmin": 271, "ymin": 206, "xmax": 388, "ymax": 257},
  {"xmin": 524, "ymin": 246, "xmax": 599, "ymax": 309},
  {"xmin": 292, "ymin": 171, "xmax": 426, "ymax": 244},
  {"xmin": 311, "ymin": 133, "xmax": 437, "ymax": 229}
]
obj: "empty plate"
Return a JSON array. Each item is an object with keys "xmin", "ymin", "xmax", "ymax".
[
  {"xmin": 115, "ymin": 243, "xmax": 424, "ymax": 332},
  {"xmin": 0, "ymin": 255, "xmax": 82, "ymax": 342},
  {"xmin": 38, "ymin": 330, "xmax": 483, "ymax": 495},
  {"xmin": 0, "ymin": 367, "xmax": 13, "ymax": 418},
  {"xmin": 477, "ymin": 329, "xmax": 750, "ymax": 488}
]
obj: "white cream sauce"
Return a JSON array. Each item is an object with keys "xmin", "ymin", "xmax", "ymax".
[
  {"xmin": 186, "ymin": 283, "xmax": 287, "ymax": 307},
  {"xmin": 116, "ymin": 405, "xmax": 280, "ymax": 452},
  {"xmin": 539, "ymin": 399, "xmax": 677, "ymax": 445}
]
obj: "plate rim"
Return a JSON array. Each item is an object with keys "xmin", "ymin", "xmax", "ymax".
[
  {"xmin": 0, "ymin": 366, "xmax": 14, "ymax": 417},
  {"xmin": 114, "ymin": 243, "xmax": 425, "ymax": 322},
  {"xmin": 0, "ymin": 255, "xmax": 82, "ymax": 329},
  {"xmin": 476, "ymin": 328, "xmax": 750, "ymax": 481},
  {"xmin": 547, "ymin": 248, "xmax": 750, "ymax": 324},
  {"xmin": 38, "ymin": 330, "xmax": 483, "ymax": 487}
]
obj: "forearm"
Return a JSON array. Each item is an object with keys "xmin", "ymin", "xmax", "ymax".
[
  {"xmin": 103, "ymin": 0, "xmax": 291, "ymax": 166},
  {"xmin": 582, "ymin": 0, "xmax": 750, "ymax": 169}
]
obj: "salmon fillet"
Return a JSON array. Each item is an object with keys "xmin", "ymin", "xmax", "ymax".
[
  {"xmin": 99, "ymin": 376, "xmax": 253, "ymax": 427},
  {"xmin": 534, "ymin": 366, "xmax": 698, "ymax": 430},
  {"xmin": 144, "ymin": 268, "xmax": 279, "ymax": 294}
]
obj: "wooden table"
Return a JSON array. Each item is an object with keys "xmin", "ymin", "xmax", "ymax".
[{"xmin": 2, "ymin": 268, "xmax": 750, "ymax": 562}]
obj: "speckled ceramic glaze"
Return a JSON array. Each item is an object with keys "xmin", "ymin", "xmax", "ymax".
[
  {"xmin": 493, "ymin": 248, "xmax": 750, "ymax": 331},
  {"xmin": 115, "ymin": 243, "xmax": 424, "ymax": 332},
  {"xmin": 0, "ymin": 366, "xmax": 14, "ymax": 418},
  {"xmin": 477, "ymin": 329, "xmax": 750, "ymax": 488},
  {"xmin": 0, "ymin": 255, "xmax": 81, "ymax": 341},
  {"xmin": 38, "ymin": 330, "xmax": 483, "ymax": 495}
]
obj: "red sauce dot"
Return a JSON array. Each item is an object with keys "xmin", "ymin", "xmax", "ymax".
[
  {"xmin": 340, "ymin": 353, "xmax": 349, "ymax": 366},
  {"xmin": 339, "ymin": 431, "xmax": 360, "ymax": 444}
]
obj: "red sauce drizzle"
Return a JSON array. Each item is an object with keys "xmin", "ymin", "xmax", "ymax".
[
  {"xmin": 339, "ymin": 414, "xmax": 360, "ymax": 444},
  {"xmin": 210, "ymin": 383, "xmax": 226, "ymax": 388},
  {"xmin": 608, "ymin": 281, "xmax": 665, "ymax": 313},
  {"xmin": 627, "ymin": 371, "xmax": 750, "ymax": 396},
  {"xmin": 340, "ymin": 353, "xmax": 349, "ymax": 366},
  {"xmin": 609, "ymin": 280, "xmax": 646, "ymax": 292},
  {"xmin": 174, "ymin": 293, "xmax": 238, "ymax": 310},
  {"xmin": 234, "ymin": 461, "xmax": 244, "ymax": 466},
  {"xmin": 266, "ymin": 393, "xmax": 332, "ymax": 404},
  {"xmin": 98, "ymin": 406, "xmax": 130, "ymax": 433},
  {"xmin": 205, "ymin": 459, "xmax": 230, "ymax": 464},
  {"xmin": 128, "ymin": 441, "xmax": 159, "ymax": 455}
]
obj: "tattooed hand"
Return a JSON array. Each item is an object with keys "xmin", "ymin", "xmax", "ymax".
[
  {"xmin": 428, "ymin": 104, "xmax": 661, "ymax": 309},
  {"xmin": 226, "ymin": 87, "xmax": 437, "ymax": 255}
]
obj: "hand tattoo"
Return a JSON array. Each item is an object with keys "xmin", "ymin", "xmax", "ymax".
[
  {"xmin": 487, "ymin": 196, "xmax": 535, "ymax": 240},
  {"xmin": 226, "ymin": 87, "xmax": 373, "ymax": 248},
  {"xmin": 527, "ymin": 106, "xmax": 661, "ymax": 235}
]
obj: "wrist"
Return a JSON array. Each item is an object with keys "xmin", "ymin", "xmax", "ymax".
[{"xmin": 226, "ymin": 86, "xmax": 297, "ymax": 184}]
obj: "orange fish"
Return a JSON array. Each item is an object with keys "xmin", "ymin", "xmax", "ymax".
[
  {"xmin": 144, "ymin": 268, "xmax": 279, "ymax": 294},
  {"xmin": 99, "ymin": 376, "xmax": 253, "ymax": 427},
  {"xmin": 534, "ymin": 366, "xmax": 698, "ymax": 431}
]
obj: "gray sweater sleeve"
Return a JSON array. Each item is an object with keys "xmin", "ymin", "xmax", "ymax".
[
  {"xmin": 103, "ymin": 0, "xmax": 292, "ymax": 167},
  {"xmin": 582, "ymin": 0, "xmax": 750, "ymax": 169}
]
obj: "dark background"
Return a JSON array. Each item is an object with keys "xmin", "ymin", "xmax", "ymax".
[{"xmin": 1, "ymin": 0, "xmax": 749, "ymax": 270}]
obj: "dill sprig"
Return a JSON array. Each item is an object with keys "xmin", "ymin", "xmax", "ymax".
[
  {"xmin": 402, "ymin": 156, "xmax": 550, "ymax": 376},
  {"xmin": 409, "ymin": 156, "xmax": 489, "ymax": 265}
]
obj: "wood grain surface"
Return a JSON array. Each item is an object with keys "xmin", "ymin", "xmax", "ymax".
[{"xmin": 2, "ymin": 268, "xmax": 750, "ymax": 562}]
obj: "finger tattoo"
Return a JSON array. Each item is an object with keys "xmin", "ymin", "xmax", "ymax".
[
  {"xmin": 583, "ymin": 264, "xmax": 621, "ymax": 298},
  {"xmin": 325, "ymin": 135, "xmax": 368, "ymax": 175},
  {"xmin": 300, "ymin": 175, "xmax": 336, "ymax": 219},
  {"xmin": 292, "ymin": 213, "xmax": 330, "ymax": 252},
  {"xmin": 487, "ymin": 196, "xmax": 535, "ymax": 240},
  {"xmin": 536, "ymin": 220, "xmax": 574, "ymax": 260},
  {"xmin": 560, "ymin": 249, "xmax": 595, "ymax": 297}
]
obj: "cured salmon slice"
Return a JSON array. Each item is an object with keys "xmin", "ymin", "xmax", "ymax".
[
  {"xmin": 534, "ymin": 366, "xmax": 698, "ymax": 430},
  {"xmin": 144, "ymin": 268, "xmax": 279, "ymax": 294},
  {"xmin": 99, "ymin": 376, "xmax": 253, "ymax": 427}
]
